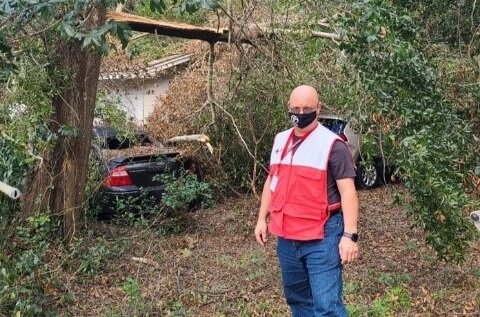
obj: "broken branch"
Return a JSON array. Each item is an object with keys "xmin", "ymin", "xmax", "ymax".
[{"xmin": 131, "ymin": 256, "xmax": 160, "ymax": 268}]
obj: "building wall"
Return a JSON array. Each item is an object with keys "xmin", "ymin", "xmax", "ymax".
[{"xmin": 100, "ymin": 77, "xmax": 171, "ymax": 125}]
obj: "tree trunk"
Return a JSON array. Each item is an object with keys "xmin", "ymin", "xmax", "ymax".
[{"xmin": 21, "ymin": 5, "xmax": 106, "ymax": 244}]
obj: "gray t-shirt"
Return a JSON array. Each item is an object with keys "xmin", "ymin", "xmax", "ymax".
[
  {"xmin": 292, "ymin": 137, "xmax": 356, "ymax": 205},
  {"xmin": 326, "ymin": 140, "xmax": 356, "ymax": 204}
]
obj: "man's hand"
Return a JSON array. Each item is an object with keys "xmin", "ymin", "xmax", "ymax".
[
  {"xmin": 254, "ymin": 218, "xmax": 268, "ymax": 247},
  {"xmin": 339, "ymin": 237, "xmax": 359, "ymax": 265}
]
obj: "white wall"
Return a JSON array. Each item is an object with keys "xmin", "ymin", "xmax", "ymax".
[{"xmin": 101, "ymin": 77, "xmax": 171, "ymax": 125}]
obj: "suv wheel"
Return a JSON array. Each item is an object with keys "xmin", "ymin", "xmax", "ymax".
[{"xmin": 355, "ymin": 160, "xmax": 381, "ymax": 189}]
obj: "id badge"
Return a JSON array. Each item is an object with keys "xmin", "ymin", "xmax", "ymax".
[{"xmin": 270, "ymin": 175, "xmax": 279, "ymax": 192}]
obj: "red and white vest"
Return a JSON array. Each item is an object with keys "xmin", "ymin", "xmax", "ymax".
[{"xmin": 268, "ymin": 123, "xmax": 341, "ymax": 240}]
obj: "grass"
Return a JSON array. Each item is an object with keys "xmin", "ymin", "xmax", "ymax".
[{"xmin": 348, "ymin": 287, "xmax": 412, "ymax": 317}]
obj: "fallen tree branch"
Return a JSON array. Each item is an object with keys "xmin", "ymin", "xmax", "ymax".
[
  {"xmin": 131, "ymin": 256, "xmax": 160, "ymax": 268},
  {"xmin": 311, "ymin": 30, "xmax": 341, "ymax": 41},
  {"xmin": 107, "ymin": 11, "xmax": 342, "ymax": 44},
  {"xmin": 167, "ymin": 134, "xmax": 214, "ymax": 154}
]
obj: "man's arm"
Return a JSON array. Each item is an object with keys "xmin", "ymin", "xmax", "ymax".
[
  {"xmin": 255, "ymin": 176, "xmax": 272, "ymax": 246},
  {"xmin": 337, "ymin": 178, "xmax": 359, "ymax": 264}
]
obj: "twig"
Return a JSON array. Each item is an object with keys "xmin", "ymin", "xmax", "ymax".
[
  {"xmin": 129, "ymin": 32, "xmax": 149, "ymax": 41},
  {"xmin": 214, "ymin": 100, "xmax": 268, "ymax": 174},
  {"xmin": 11, "ymin": 20, "xmax": 61, "ymax": 43},
  {"xmin": 227, "ymin": 0, "xmax": 233, "ymax": 44}
]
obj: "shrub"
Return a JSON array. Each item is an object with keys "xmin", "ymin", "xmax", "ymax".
[
  {"xmin": 0, "ymin": 214, "xmax": 55, "ymax": 316},
  {"xmin": 159, "ymin": 169, "xmax": 214, "ymax": 210}
]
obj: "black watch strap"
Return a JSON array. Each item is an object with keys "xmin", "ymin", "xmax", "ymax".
[{"xmin": 343, "ymin": 232, "xmax": 359, "ymax": 242}]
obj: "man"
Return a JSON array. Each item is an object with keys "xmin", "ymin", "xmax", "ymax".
[{"xmin": 254, "ymin": 85, "xmax": 359, "ymax": 317}]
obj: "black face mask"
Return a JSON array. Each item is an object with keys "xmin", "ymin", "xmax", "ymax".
[{"xmin": 288, "ymin": 111, "xmax": 317, "ymax": 129}]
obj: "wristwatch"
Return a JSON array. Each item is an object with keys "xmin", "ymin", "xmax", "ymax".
[{"xmin": 343, "ymin": 232, "xmax": 359, "ymax": 242}]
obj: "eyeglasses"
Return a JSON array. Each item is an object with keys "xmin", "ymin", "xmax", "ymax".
[{"xmin": 288, "ymin": 106, "xmax": 317, "ymax": 114}]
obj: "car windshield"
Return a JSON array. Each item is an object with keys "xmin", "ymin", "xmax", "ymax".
[{"xmin": 93, "ymin": 127, "xmax": 152, "ymax": 150}]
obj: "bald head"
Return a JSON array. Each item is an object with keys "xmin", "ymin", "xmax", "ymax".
[{"xmin": 289, "ymin": 85, "xmax": 320, "ymax": 110}]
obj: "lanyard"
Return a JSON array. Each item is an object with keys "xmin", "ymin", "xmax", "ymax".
[{"xmin": 280, "ymin": 123, "xmax": 318, "ymax": 161}]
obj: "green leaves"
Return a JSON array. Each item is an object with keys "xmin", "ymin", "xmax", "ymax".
[
  {"xmin": 149, "ymin": 0, "xmax": 166, "ymax": 13},
  {"xmin": 0, "ymin": 31, "xmax": 16, "ymax": 79},
  {"xmin": 173, "ymin": 0, "xmax": 219, "ymax": 14},
  {"xmin": 62, "ymin": 22, "xmax": 76, "ymax": 38},
  {"xmin": 80, "ymin": 21, "xmax": 119, "ymax": 52},
  {"xmin": 338, "ymin": 0, "xmax": 478, "ymax": 261},
  {"xmin": 109, "ymin": 21, "xmax": 131, "ymax": 49}
]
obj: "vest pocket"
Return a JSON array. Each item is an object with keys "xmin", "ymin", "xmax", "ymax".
[
  {"xmin": 295, "ymin": 168, "xmax": 324, "ymax": 199},
  {"xmin": 269, "ymin": 201, "xmax": 283, "ymax": 212}
]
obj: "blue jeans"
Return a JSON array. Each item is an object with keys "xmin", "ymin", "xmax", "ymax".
[{"xmin": 276, "ymin": 212, "xmax": 347, "ymax": 317}]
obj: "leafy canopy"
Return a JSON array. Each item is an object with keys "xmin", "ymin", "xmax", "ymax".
[{"xmin": 338, "ymin": 0, "xmax": 479, "ymax": 261}]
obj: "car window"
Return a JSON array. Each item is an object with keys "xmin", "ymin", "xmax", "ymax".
[
  {"xmin": 106, "ymin": 137, "xmax": 130, "ymax": 150},
  {"xmin": 135, "ymin": 133, "xmax": 152, "ymax": 145},
  {"xmin": 93, "ymin": 126, "xmax": 154, "ymax": 149},
  {"xmin": 320, "ymin": 118, "xmax": 347, "ymax": 135}
]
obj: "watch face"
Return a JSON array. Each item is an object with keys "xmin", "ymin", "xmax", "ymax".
[{"xmin": 351, "ymin": 233, "xmax": 359, "ymax": 242}]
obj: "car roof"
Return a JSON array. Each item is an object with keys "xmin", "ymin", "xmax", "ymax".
[{"xmin": 318, "ymin": 111, "xmax": 345, "ymax": 120}]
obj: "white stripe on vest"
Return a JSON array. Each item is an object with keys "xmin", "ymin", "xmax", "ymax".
[{"xmin": 270, "ymin": 123, "xmax": 340, "ymax": 171}]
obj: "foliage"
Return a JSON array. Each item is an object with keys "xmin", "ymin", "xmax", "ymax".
[
  {"xmin": 135, "ymin": 0, "xmax": 212, "ymax": 24},
  {"xmin": 122, "ymin": 277, "xmax": 144, "ymax": 308},
  {"xmin": 0, "ymin": 58, "xmax": 56, "ymax": 240},
  {"xmin": 0, "ymin": 59, "xmax": 54, "ymax": 171},
  {"xmin": 174, "ymin": 53, "xmax": 348, "ymax": 201},
  {"xmin": 337, "ymin": 0, "xmax": 479, "ymax": 261},
  {"xmin": 393, "ymin": 0, "xmax": 480, "ymax": 54},
  {"xmin": 348, "ymin": 286, "xmax": 412, "ymax": 317},
  {"xmin": 128, "ymin": 34, "xmax": 185, "ymax": 60},
  {"xmin": 66, "ymin": 236, "xmax": 125, "ymax": 275},
  {"xmin": 0, "ymin": 214, "xmax": 55, "ymax": 316},
  {"xmin": 0, "ymin": 216, "xmax": 127, "ymax": 316},
  {"xmin": 111, "ymin": 191, "xmax": 161, "ymax": 226},
  {"xmin": 159, "ymin": 168, "xmax": 214, "ymax": 210}
]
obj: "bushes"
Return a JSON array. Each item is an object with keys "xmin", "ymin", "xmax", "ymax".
[
  {"xmin": 160, "ymin": 169, "xmax": 214, "ymax": 210},
  {"xmin": 338, "ymin": 0, "xmax": 479, "ymax": 260}
]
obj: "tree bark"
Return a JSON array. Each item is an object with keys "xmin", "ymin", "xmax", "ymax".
[{"xmin": 21, "ymin": 4, "xmax": 106, "ymax": 244}]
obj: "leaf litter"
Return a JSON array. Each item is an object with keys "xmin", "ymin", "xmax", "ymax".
[{"xmin": 49, "ymin": 186, "xmax": 479, "ymax": 316}]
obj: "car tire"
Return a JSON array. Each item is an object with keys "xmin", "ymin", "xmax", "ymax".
[
  {"xmin": 355, "ymin": 160, "xmax": 382, "ymax": 189},
  {"xmin": 184, "ymin": 159, "xmax": 203, "ymax": 180},
  {"xmin": 376, "ymin": 159, "xmax": 393, "ymax": 185}
]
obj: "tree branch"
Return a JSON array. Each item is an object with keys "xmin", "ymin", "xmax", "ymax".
[{"xmin": 11, "ymin": 20, "xmax": 61, "ymax": 44}]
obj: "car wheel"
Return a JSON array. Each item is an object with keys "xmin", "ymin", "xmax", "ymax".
[{"xmin": 355, "ymin": 160, "xmax": 382, "ymax": 189}]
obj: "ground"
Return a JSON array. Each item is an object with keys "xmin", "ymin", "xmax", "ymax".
[{"xmin": 53, "ymin": 186, "xmax": 479, "ymax": 317}]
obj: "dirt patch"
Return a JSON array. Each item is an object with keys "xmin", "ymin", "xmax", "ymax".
[{"xmin": 55, "ymin": 186, "xmax": 479, "ymax": 316}]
